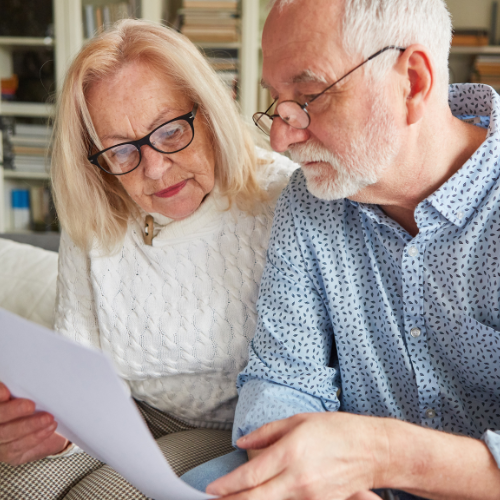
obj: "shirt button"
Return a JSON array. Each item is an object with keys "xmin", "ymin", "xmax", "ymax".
[
  {"xmin": 408, "ymin": 246, "xmax": 419, "ymax": 257},
  {"xmin": 457, "ymin": 210, "xmax": 465, "ymax": 220},
  {"xmin": 410, "ymin": 327, "xmax": 422, "ymax": 338},
  {"xmin": 425, "ymin": 408, "xmax": 437, "ymax": 419}
]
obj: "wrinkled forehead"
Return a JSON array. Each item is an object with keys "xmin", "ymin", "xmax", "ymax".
[{"xmin": 261, "ymin": 0, "xmax": 348, "ymax": 88}]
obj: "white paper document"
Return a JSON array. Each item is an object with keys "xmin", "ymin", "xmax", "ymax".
[{"xmin": 0, "ymin": 308, "xmax": 216, "ymax": 500}]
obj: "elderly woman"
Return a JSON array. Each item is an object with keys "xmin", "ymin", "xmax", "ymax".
[{"xmin": 0, "ymin": 19, "xmax": 296, "ymax": 499}]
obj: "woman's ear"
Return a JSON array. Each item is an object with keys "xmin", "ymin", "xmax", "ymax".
[{"xmin": 397, "ymin": 45, "xmax": 434, "ymax": 126}]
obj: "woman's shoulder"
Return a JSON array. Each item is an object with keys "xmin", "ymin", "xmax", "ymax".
[{"xmin": 255, "ymin": 146, "xmax": 300, "ymax": 195}]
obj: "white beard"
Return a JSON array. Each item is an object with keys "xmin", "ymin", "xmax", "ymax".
[{"xmin": 290, "ymin": 91, "xmax": 401, "ymax": 201}]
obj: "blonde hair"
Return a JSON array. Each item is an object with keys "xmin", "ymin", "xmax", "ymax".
[{"xmin": 52, "ymin": 19, "xmax": 264, "ymax": 251}]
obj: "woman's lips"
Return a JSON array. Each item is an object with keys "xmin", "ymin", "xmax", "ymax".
[{"xmin": 154, "ymin": 180, "xmax": 188, "ymax": 198}]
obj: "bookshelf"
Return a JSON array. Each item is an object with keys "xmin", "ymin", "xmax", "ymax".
[
  {"xmin": 446, "ymin": 0, "xmax": 500, "ymax": 88},
  {"xmin": 0, "ymin": 0, "xmax": 263, "ymax": 234}
]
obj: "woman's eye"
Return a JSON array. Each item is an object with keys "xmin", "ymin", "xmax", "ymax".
[
  {"xmin": 160, "ymin": 126, "xmax": 181, "ymax": 139},
  {"xmin": 110, "ymin": 145, "xmax": 134, "ymax": 160}
]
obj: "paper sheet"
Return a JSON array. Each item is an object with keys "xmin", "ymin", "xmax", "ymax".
[{"xmin": 0, "ymin": 308, "xmax": 216, "ymax": 500}]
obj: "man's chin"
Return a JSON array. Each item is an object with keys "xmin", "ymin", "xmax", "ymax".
[{"xmin": 304, "ymin": 171, "xmax": 371, "ymax": 201}]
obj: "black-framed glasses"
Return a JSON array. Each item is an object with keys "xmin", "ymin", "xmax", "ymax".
[
  {"xmin": 88, "ymin": 104, "xmax": 198, "ymax": 175},
  {"xmin": 253, "ymin": 46, "xmax": 406, "ymax": 136}
]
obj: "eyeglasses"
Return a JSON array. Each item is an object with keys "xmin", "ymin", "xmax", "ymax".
[
  {"xmin": 88, "ymin": 104, "xmax": 198, "ymax": 175},
  {"xmin": 253, "ymin": 46, "xmax": 406, "ymax": 136}
]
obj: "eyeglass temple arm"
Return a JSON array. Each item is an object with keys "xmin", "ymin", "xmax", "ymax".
[{"xmin": 308, "ymin": 45, "xmax": 406, "ymax": 104}]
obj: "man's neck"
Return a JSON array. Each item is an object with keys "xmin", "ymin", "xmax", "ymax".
[{"xmin": 351, "ymin": 111, "xmax": 488, "ymax": 237}]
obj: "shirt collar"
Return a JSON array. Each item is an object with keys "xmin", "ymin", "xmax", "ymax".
[
  {"xmin": 350, "ymin": 84, "xmax": 500, "ymax": 230},
  {"xmin": 425, "ymin": 84, "xmax": 500, "ymax": 227}
]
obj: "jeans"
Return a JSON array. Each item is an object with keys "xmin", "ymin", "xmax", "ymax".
[
  {"xmin": 181, "ymin": 450, "xmax": 248, "ymax": 492},
  {"xmin": 181, "ymin": 450, "xmax": 426, "ymax": 500}
]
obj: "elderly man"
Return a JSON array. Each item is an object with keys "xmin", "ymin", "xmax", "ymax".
[{"xmin": 181, "ymin": 0, "xmax": 500, "ymax": 498}]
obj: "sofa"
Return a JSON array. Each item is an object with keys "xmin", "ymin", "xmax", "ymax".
[{"xmin": 0, "ymin": 236, "xmax": 58, "ymax": 329}]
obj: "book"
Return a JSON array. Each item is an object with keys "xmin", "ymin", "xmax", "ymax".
[
  {"xmin": 11, "ymin": 146, "xmax": 49, "ymax": 156},
  {"xmin": 95, "ymin": 7, "xmax": 104, "ymax": 34},
  {"xmin": 10, "ymin": 135, "xmax": 51, "ymax": 147},
  {"xmin": 83, "ymin": 2, "xmax": 132, "ymax": 39},
  {"xmin": 452, "ymin": 29, "xmax": 489, "ymax": 47},
  {"xmin": 182, "ymin": 26, "xmax": 238, "ymax": 42},
  {"xmin": 184, "ymin": 1, "xmax": 238, "ymax": 9},
  {"xmin": 491, "ymin": 2, "xmax": 498, "ymax": 45},
  {"xmin": 208, "ymin": 57, "xmax": 238, "ymax": 71},
  {"xmin": 475, "ymin": 55, "xmax": 500, "ymax": 71},
  {"xmin": 85, "ymin": 5, "xmax": 95, "ymax": 39},
  {"xmin": 29, "ymin": 185, "xmax": 52, "ymax": 231},
  {"xmin": 15, "ymin": 124, "xmax": 52, "ymax": 137}
]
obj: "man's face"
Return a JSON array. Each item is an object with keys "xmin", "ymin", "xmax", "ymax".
[{"xmin": 262, "ymin": 0, "xmax": 402, "ymax": 201}]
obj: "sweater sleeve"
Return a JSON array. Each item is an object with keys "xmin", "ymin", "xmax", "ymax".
[{"xmin": 54, "ymin": 230, "xmax": 101, "ymax": 350}]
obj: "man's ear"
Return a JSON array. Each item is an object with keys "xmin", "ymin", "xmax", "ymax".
[{"xmin": 396, "ymin": 44, "xmax": 434, "ymax": 126}]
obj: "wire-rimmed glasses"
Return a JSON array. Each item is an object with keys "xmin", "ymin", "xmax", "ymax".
[
  {"xmin": 88, "ymin": 104, "xmax": 198, "ymax": 175},
  {"xmin": 253, "ymin": 46, "xmax": 406, "ymax": 136}
]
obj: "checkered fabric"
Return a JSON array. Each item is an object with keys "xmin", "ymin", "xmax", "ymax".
[
  {"xmin": 64, "ymin": 430, "xmax": 234, "ymax": 500},
  {"xmin": 0, "ymin": 400, "xmax": 234, "ymax": 500}
]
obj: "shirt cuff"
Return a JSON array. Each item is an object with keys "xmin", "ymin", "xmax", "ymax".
[
  {"xmin": 482, "ymin": 430, "xmax": 500, "ymax": 468},
  {"xmin": 46, "ymin": 442, "xmax": 84, "ymax": 459}
]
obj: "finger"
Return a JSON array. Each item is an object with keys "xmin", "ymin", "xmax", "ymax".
[
  {"xmin": 0, "ymin": 411, "xmax": 54, "ymax": 444},
  {"xmin": 236, "ymin": 415, "xmax": 302, "ymax": 450},
  {"xmin": 0, "ymin": 422, "xmax": 58, "ymax": 465},
  {"xmin": 212, "ymin": 471, "xmax": 290, "ymax": 500},
  {"xmin": 207, "ymin": 440, "xmax": 291, "ymax": 496},
  {"xmin": 0, "ymin": 382, "xmax": 11, "ymax": 403},
  {"xmin": 16, "ymin": 430, "xmax": 68, "ymax": 465},
  {"xmin": 0, "ymin": 398, "xmax": 36, "ymax": 424},
  {"xmin": 347, "ymin": 492, "xmax": 382, "ymax": 500}
]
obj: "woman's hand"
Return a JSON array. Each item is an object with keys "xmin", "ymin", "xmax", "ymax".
[{"xmin": 0, "ymin": 382, "xmax": 68, "ymax": 465}]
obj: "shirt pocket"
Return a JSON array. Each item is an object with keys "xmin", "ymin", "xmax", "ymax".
[{"xmin": 445, "ymin": 312, "xmax": 500, "ymax": 394}]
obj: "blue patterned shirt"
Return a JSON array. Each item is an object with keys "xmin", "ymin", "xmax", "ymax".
[{"xmin": 234, "ymin": 84, "xmax": 500, "ymax": 495}]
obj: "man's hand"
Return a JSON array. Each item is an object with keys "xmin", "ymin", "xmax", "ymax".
[
  {"xmin": 209, "ymin": 412, "xmax": 500, "ymax": 500},
  {"xmin": 208, "ymin": 412, "xmax": 390, "ymax": 500},
  {"xmin": 0, "ymin": 382, "xmax": 68, "ymax": 465}
]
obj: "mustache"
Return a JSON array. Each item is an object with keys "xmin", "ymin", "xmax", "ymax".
[{"xmin": 290, "ymin": 141, "xmax": 339, "ymax": 165}]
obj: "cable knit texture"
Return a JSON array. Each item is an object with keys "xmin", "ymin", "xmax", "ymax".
[{"xmin": 54, "ymin": 149, "xmax": 297, "ymax": 428}]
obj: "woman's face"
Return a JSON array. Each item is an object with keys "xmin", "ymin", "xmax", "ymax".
[{"xmin": 86, "ymin": 61, "xmax": 216, "ymax": 220}]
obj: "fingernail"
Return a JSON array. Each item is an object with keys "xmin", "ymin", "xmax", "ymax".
[
  {"xmin": 40, "ymin": 415, "xmax": 53, "ymax": 426},
  {"xmin": 206, "ymin": 485, "xmax": 217, "ymax": 495}
]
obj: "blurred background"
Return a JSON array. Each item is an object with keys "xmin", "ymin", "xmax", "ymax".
[{"xmin": 0, "ymin": 0, "xmax": 497, "ymax": 237}]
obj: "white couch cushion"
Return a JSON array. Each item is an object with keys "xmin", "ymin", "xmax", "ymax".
[{"xmin": 0, "ymin": 238, "xmax": 58, "ymax": 329}]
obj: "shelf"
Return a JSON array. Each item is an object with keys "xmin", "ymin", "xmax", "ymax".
[
  {"xmin": 3, "ymin": 171, "xmax": 50, "ymax": 181},
  {"xmin": 0, "ymin": 36, "xmax": 55, "ymax": 47},
  {"xmin": 451, "ymin": 46, "xmax": 500, "ymax": 55},
  {"xmin": 0, "ymin": 102, "xmax": 55, "ymax": 117}
]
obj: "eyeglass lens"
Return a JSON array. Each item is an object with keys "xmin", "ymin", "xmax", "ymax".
[
  {"xmin": 254, "ymin": 113, "xmax": 274, "ymax": 135},
  {"xmin": 277, "ymin": 101, "xmax": 310, "ymax": 129},
  {"xmin": 254, "ymin": 101, "xmax": 310, "ymax": 136},
  {"xmin": 96, "ymin": 119, "xmax": 194, "ymax": 174}
]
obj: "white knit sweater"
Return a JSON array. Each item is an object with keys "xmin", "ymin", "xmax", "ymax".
[{"xmin": 54, "ymin": 149, "xmax": 297, "ymax": 429}]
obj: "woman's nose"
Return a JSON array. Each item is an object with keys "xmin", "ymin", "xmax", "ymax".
[
  {"xmin": 269, "ymin": 117, "xmax": 310, "ymax": 153},
  {"xmin": 140, "ymin": 145, "xmax": 172, "ymax": 180}
]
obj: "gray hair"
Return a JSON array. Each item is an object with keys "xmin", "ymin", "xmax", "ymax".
[{"xmin": 267, "ymin": 0, "xmax": 452, "ymax": 97}]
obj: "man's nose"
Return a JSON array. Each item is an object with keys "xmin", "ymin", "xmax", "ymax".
[
  {"xmin": 140, "ymin": 145, "xmax": 172, "ymax": 180},
  {"xmin": 269, "ymin": 117, "xmax": 310, "ymax": 153}
]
